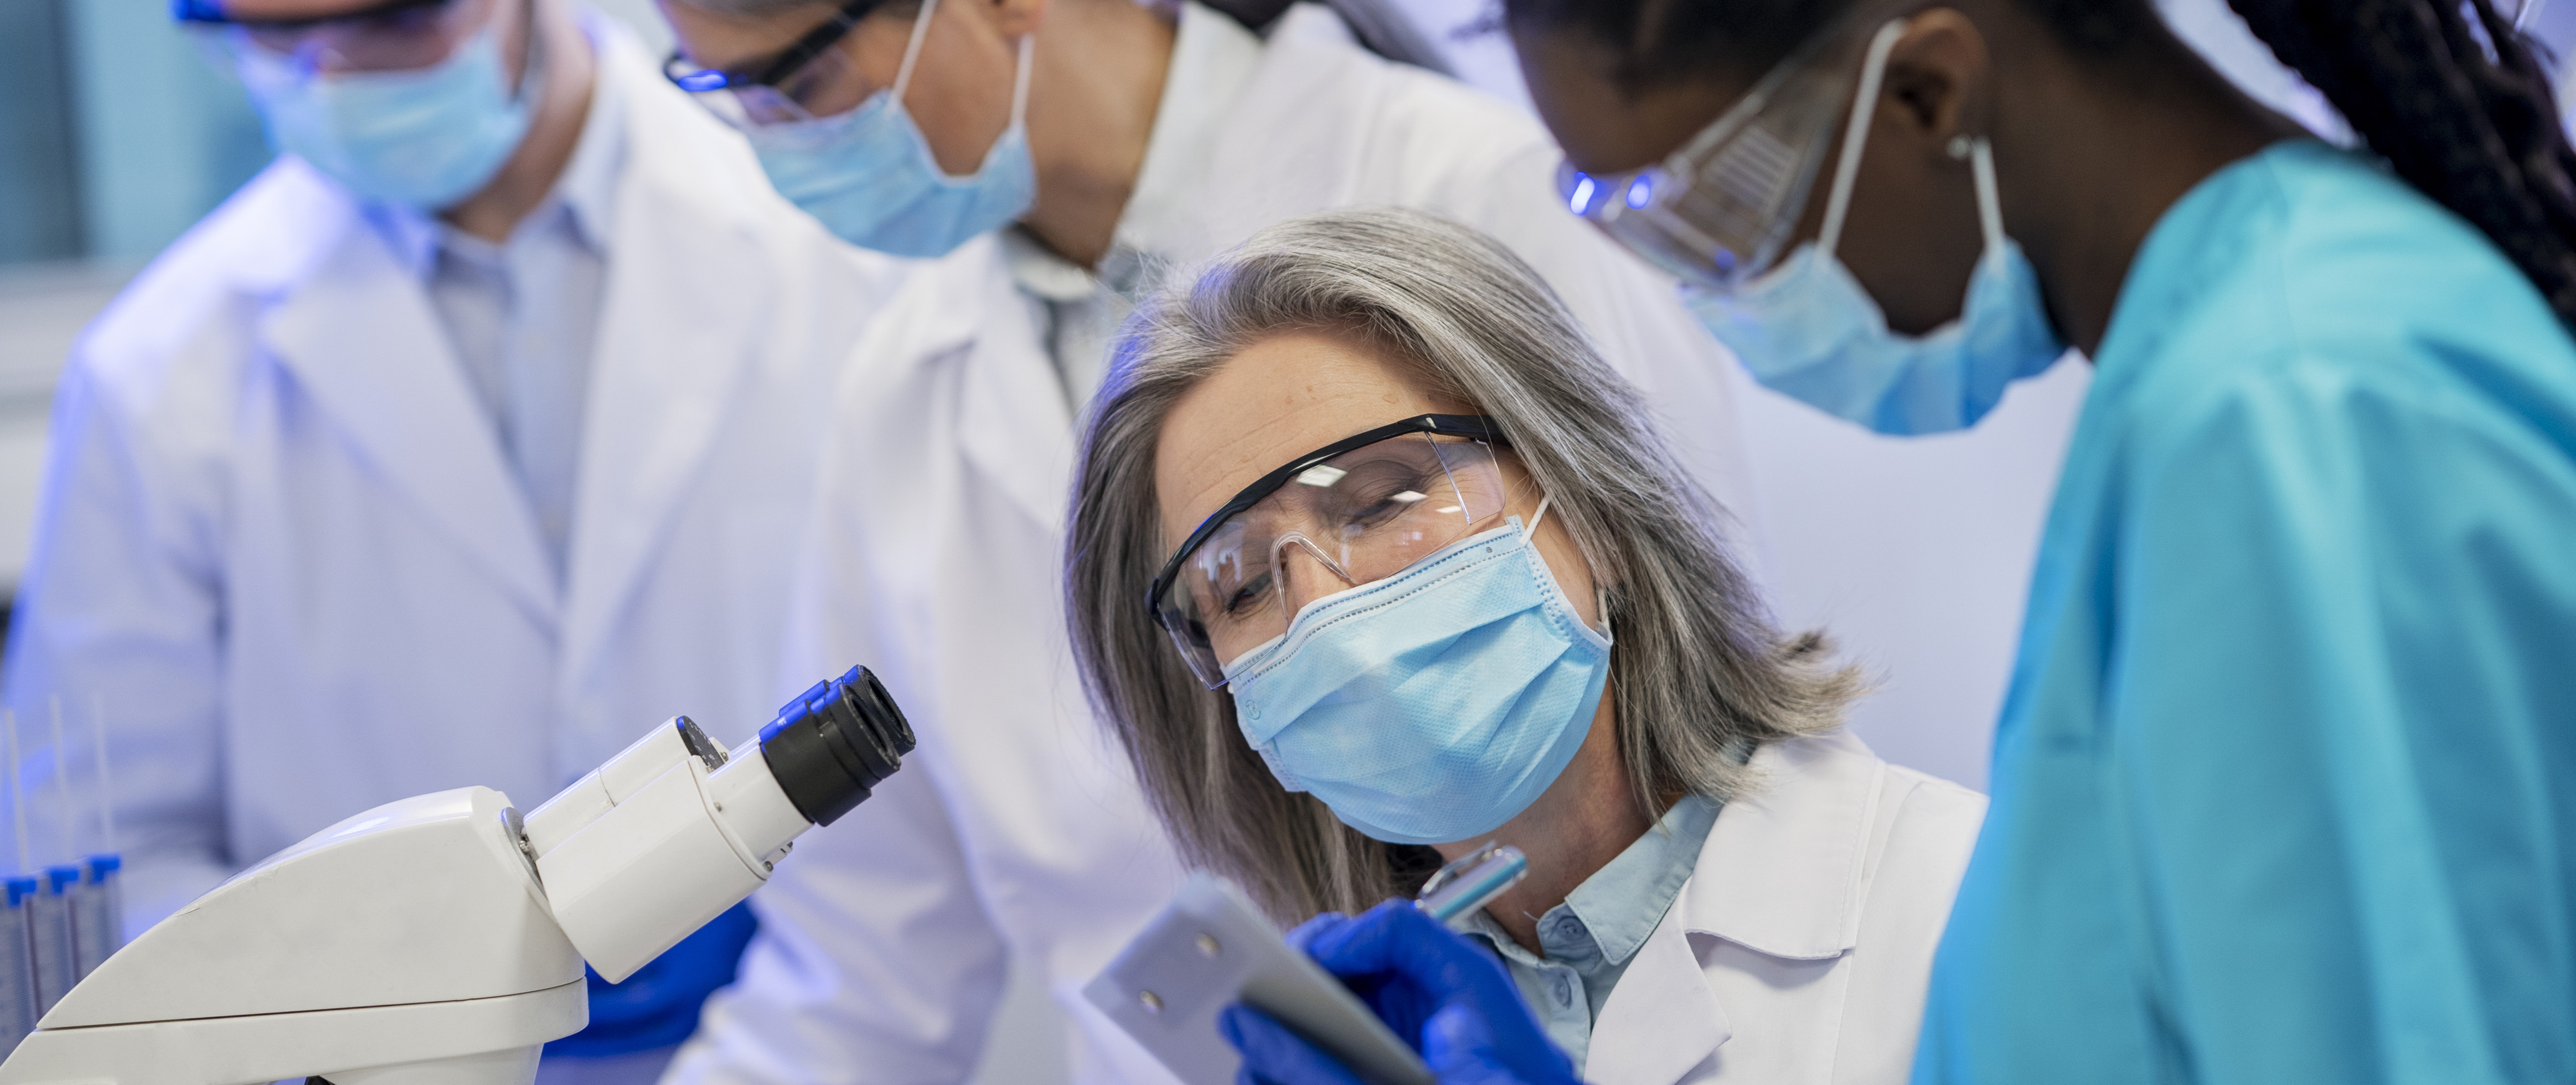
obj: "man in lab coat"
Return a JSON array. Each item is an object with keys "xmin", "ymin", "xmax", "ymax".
[
  {"xmin": 650, "ymin": 1, "xmax": 1756, "ymax": 1080},
  {"xmin": 1, "ymin": 0, "xmax": 903, "ymax": 1077}
]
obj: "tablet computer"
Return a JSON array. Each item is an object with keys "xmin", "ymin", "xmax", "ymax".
[{"xmin": 1082, "ymin": 875, "xmax": 1434, "ymax": 1085}]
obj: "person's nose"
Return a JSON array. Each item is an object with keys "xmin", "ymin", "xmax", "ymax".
[{"xmin": 1272, "ymin": 536, "xmax": 1352, "ymax": 624}]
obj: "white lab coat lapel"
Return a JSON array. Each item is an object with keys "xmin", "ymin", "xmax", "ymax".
[
  {"xmin": 1587, "ymin": 733, "xmax": 1889, "ymax": 1085},
  {"xmin": 259, "ymin": 203, "xmax": 557, "ymax": 624},
  {"xmin": 1589, "ymin": 905, "xmax": 1731, "ymax": 1085},
  {"xmin": 1683, "ymin": 733, "xmax": 1886, "ymax": 961},
  {"xmin": 557, "ymin": 47, "xmax": 773, "ymax": 690},
  {"xmin": 949, "ymin": 244, "xmax": 1076, "ymax": 538}
]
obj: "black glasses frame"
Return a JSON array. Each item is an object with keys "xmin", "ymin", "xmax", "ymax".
[
  {"xmin": 1143, "ymin": 413, "xmax": 1509, "ymax": 624},
  {"xmin": 174, "ymin": 0, "xmax": 454, "ymax": 31},
  {"xmin": 662, "ymin": 0, "xmax": 889, "ymax": 95}
]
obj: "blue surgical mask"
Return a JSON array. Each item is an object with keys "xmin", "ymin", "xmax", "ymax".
[
  {"xmin": 236, "ymin": 23, "xmax": 536, "ymax": 210},
  {"xmin": 1683, "ymin": 21, "xmax": 2063, "ymax": 435},
  {"xmin": 1221, "ymin": 512, "xmax": 1612, "ymax": 846},
  {"xmin": 745, "ymin": 0, "xmax": 1036, "ymax": 259}
]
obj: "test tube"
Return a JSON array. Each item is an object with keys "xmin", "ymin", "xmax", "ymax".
[
  {"xmin": 3, "ymin": 708, "xmax": 45, "ymax": 1039},
  {"xmin": 31, "ymin": 701, "xmax": 81, "ymax": 1008},
  {"xmin": 2, "ymin": 874, "xmax": 34, "ymax": 1051},
  {"xmin": 29, "ymin": 865, "xmax": 75, "ymax": 1013},
  {"xmin": 74, "ymin": 699, "xmax": 121, "ymax": 979},
  {"xmin": 71, "ymin": 855, "xmax": 120, "ymax": 979}
]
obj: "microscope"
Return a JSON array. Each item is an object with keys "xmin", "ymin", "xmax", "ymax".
[{"xmin": 0, "ymin": 666, "xmax": 914, "ymax": 1085}]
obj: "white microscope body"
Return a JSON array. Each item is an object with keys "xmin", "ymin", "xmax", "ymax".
[{"xmin": 0, "ymin": 666, "xmax": 913, "ymax": 1085}]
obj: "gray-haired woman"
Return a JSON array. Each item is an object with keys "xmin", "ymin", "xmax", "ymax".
[{"xmin": 1066, "ymin": 208, "xmax": 1986, "ymax": 1085}]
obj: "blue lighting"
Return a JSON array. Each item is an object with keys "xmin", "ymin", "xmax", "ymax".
[
  {"xmin": 1567, "ymin": 175, "xmax": 1598, "ymax": 215},
  {"xmin": 674, "ymin": 69, "xmax": 733, "ymax": 93},
  {"xmin": 1625, "ymin": 177, "xmax": 1653, "ymax": 209}
]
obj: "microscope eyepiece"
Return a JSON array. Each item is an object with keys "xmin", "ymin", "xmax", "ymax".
[{"xmin": 758, "ymin": 666, "xmax": 917, "ymax": 826}]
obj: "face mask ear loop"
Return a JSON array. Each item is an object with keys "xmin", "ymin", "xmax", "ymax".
[
  {"xmin": 1521, "ymin": 494, "xmax": 1609, "ymax": 635},
  {"xmin": 506, "ymin": 0, "xmax": 547, "ymax": 110},
  {"xmin": 1969, "ymin": 137, "xmax": 2005, "ymax": 257},
  {"xmin": 1007, "ymin": 32, "xmax": 1034, "ymax": 131},
  {"xmin": 890, "ymin": 0, "xmax": 940, "ymax": 103},
  {"xmin": 1815, "ymin": 19, "xmax": 1908, "ymax": 261}
]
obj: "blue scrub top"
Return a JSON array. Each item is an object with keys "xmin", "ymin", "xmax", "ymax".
[{"xmin": 1914, "ymin": 141, "xmax": 2576, "ymax": 1084}]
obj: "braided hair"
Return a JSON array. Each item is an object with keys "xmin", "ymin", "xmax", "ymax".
[
  {"xmin": 1504, "ymin": 0, "xmax": 2576, "ymax": 327},
  {"xmin": 2214, "ymin": 0, "xmax": 2576, "ymax": 326}
]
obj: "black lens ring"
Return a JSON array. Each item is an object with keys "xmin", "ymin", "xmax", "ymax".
[{"xmin": 759, "ymin": 665, "xmax": 914, "ymax": 826}]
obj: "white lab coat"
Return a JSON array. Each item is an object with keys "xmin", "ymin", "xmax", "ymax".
[
  {"xmin": 0, "ymin": 21, "xmax": 905, "ymax": 928},
  {"xmin": 669, "ymin": 6, "xmax": 1773, "ymax": 1084},
  {"xmin": 1582, "ymin": 731, "xmax": 1983, "ymax": 1085}
]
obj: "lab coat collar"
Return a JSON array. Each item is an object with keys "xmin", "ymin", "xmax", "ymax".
[
  {"xmin": 1114, "ymin": 1, "xmax": 1262, "ymax": 262},
  {"xmin": 1578, "ymin": 732, "xmax": 1885, "ymax": 1085},
  {"xmin": 880, "ymin": 0, "xmax": 1385, "ymax": 539},
  {"xmin": 555, "ymin": 23, "xmax": 782, "ymax": 686},
  {"xmin": 367, "ymin": 11, "xmax": 630, "ymax": 279},
  {"xmin": 963, "ymin": 243, "xmax": 1080, "ymax": 537},
  {"xmin": 1587, "ymin": 902, "xmax": 1731, "ymax": 1085},
  {"xmin": 1680, "ymin": 730, "xmax": 1888, "ymax": 960},
  {"xmin": 259, "ymin": 181, "xmax": 560, "ymax": 624}
]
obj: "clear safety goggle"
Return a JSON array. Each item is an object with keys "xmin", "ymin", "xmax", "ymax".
[
  {"xmin": 178, "ymin": 0, "xmax": 495, "ymax": 74},
  {"xmin": 1555, "ymin": 8, "xmax": 1879, "ymax": 293},
  {"xmin": 1148, "ymin": 415, "xmax": 1514, "ymax": 688},
  {"xmin": 663, "ymin": 0, "xmax": 909, "ymax": 129}
]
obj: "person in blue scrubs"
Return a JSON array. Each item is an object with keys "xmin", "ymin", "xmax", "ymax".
[{"xmin": 1222, "ymin": 1, "xmax": 2576, "ymax": 1082}]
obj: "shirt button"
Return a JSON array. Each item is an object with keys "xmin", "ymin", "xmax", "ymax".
[
  {"xmin": 1551, "ymin": 915, "xmax": 1584, "ymax": 939},
  {"xmin": 1553, "ymin": 974, "xmax": 1575, "ymax": 1006}
]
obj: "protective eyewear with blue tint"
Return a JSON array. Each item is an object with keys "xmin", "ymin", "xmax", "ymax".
[
  {"xmin": 174, "ymin": 0, "xmax": 454, "ymax": 30},
  {"xmin": 1148, "ymin": 415, "xmax": 1514, "ymax": 688},
  {"xmin": 1555, "ymin": 8, "xmax": 1876, "ymax": 293},
  {"xmin": 177, "ymin": 0, "xmax": 484, "ymax": 70},
  {"xmin": 663, "ymin": 0, "xmax": 890, "ymax": 128}
]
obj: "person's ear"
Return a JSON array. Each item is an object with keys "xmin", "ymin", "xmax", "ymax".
[
  {"xmin": 987, "ymin": 0, "xmax": 1050, "ymax": 38},
  {"xmin": 1878, "ymin": 9, "xmax": 1992, "ymax": 162}
]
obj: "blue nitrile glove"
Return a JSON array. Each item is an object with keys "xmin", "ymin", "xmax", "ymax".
[
  {"xmin": 1218, "ymin": 901, "xmax": 1578, "ymax": 1085},
  {"xmin": 543, "ymin": 901, "xmax": 760, "ymax": 1057}
]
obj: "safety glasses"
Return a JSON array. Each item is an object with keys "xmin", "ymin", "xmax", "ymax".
[
  {"xmin": 1148, "ymin": 415, "xmax": 1514, "ymax": 688},
  {"xmin": 663, "ymin": 0, "xmax": 891, "ymax": 128},
  {"xmin": 1555, "ymin": 8, "xmax": 1875, "ymax": 293},
  {"xmin": 178, "ymin": 0, "xmax": 488, "ymax": 72}
]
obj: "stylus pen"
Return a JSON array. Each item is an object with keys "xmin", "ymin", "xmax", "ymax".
[{"xmin": 1414, "ymin": 843, "xmax": 1529, "ymax": 929}]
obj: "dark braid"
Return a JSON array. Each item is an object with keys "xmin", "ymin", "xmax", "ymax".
[{"xmin": 2222, "ymin": 0, "xmax": 2576, "ymax": 326}]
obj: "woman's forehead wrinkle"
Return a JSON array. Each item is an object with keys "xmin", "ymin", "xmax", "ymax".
[{"xmin": 1154, "ymin": 330, "xmax": 1443, "ymax": 543}]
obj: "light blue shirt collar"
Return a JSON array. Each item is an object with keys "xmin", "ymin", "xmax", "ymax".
[{"xmin": 1460, "ymin": 793, "xmax": 1722, "ymax": 1072}]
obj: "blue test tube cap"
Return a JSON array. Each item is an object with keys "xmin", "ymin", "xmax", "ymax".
[
  {"xmin": 44, "ymin": 867, "xmax": 80, "ymax": 895},
  {"xmin": 5, "ymin": 875, "xmax": 35, "ymax": 908},
  {"xmin": 83, "ymin": 855, "xmax": 119, "ymax": 883}
]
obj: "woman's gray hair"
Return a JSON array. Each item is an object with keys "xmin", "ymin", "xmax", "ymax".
[{"xmin": 1065, "ymin": 208, "xmax": 1860, "ymax": 922}]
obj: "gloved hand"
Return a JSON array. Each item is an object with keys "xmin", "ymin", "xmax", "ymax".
[{"xmin": 1218, "ymin": 900, "xmax": 1578, "ymax": 1085}]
